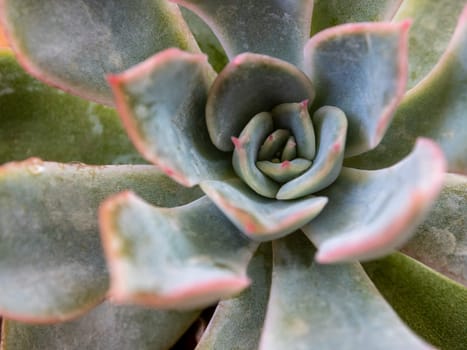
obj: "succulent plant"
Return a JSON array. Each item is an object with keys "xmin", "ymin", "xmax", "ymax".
[{"xmin": 0, "ymin": 0, "xmax": 466, "ymax": 349}]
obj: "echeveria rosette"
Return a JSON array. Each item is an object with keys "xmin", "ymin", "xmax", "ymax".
[{"xmin": 0, "ymin": 1, "xmax": 466, "ymax": 349}]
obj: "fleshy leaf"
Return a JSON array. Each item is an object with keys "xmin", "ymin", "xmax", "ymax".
[
  {"xmin": 0, "ymin": 0, "xmax": 200, "ymax": 105},
  {"xmin": 0, "ymin": 160, "xmax": 201, "ymax": 322},
  {"xmin": 173, "ymin": 0, "xmax": 313, "ymax": 67},
  {"xmin": 272, "ymin": 101, "xmax": 316, "ymax": 160},
  {"xmin": 364, "ymin": 253, "xmax": 467, "ymax": 350},
  {"xmin": 401, "ymin": 174, "xmax": 467, "ymax": 286},
  {"xmin": 311, "ymin": 0, "xmax": 402, "ymax": 34},
  {"xmin": 99, "ymin": 193, "xmax": 257, "ymax": 310},
  {"xmin": 0, "ymin": 49, "xmax": 143, "ymax": 165},
  {"xmin": 257, "ymin": 159, "xmax": 312, "ymax": 184},
  {"xmin": 200, "ymin": 179, "xmax": 327, "ymax": 241},
  {"xmin": 304, "ymin": 21, "xmax": 409, "ymax": 156},
  {"xmin": 231, "ymin": 112, "xmax": 279, "ymax": 198},
  {"xmin": 206, "ymin": 53, "xmax": 315, "ymax": 152},
  {"xmin": 393, "ymin": 0, "xmax": 466, "ymax": 89},
  {"xmin": 2, "ymin": 301, "xmax": 199, "ymax": 350},
  {"xmin": 258, "ymin": 129, "xmax": 290, "ymax": 161},
  {"xmin": 302, "ymin": 138, "xmax": 446, "ymax": 263},
  {"xmin": 259, "ymin": 232, "xmax": 429, "ymax": 350},
  {"xmin": 276, "ymin": 106, "xmax": 347, "ymax": 200},
  {"xmin": 347, "ymin": 6, "xmax": 467, "ymax": 174},
  {"xmin": 181, "ymin": 7, "xmax": 228, "ymax": 72},
  {"xmin": 196, "ymin": 244, "xmax": 272, "ymax": 350},
  {"xmin": 109, "ymin": 48, "xmax": 231, "ymax": 187}
]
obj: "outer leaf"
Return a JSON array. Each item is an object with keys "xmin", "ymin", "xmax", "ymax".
[
  {"xmin": 364, "ymin": 253, "xmax": 467, "ymax": 350},
  {"xmin": 0, "ymin": 0, "xmax": 200, "ymax": 105},
  {"xmin": 0, "ymin": 49, "xmax": 143, "ymax": 165},
  {"xmin": 200, "ymin": 179, "xmax": 327, "ymax": 241},
  {"xmin": 304, "ymin": 21, "xmax": 409, "ymax": 156},
  {"xmin": 100, "ymin": 193, "xmax": 258, "ymax": 310},
  {"xmin": 311, "ymin": 0, "xmax": 401, "ymax": 34},
  {"xmin": 0, "ymin": 159, "xmax": 201, "ymax": 322},
  {"xmin": 109, "ymin": 48, "xmax": 231, "ymax": 187},
  {"xmin": 173, "ymin": 0, "xmax": 313, "ymax": 67},
  {"xmin": 180, "ymin": 8, "xmax": 228, "ymax": 73},
  {"xmin": 1, "ymin": 301, "xmax": 199, "ymax": 350},
  {"xmin": 206, "ymin": 53, "xmax": 314, "ymax": 152},
  {"xmin": 302, "ymin": 139, "xmax": 446, "ymax": 263},
  {"xmin": 259, "ymin": 232, "xmax": 429, "ymax": 350},
  {"xmin": 393, "ymin": 0, "xmax": 466, "ymax": 89},
  {"xmin": 196, "ymin": 244, "xmax": 272, "ymax": 350},
  {"xmin": 401, "ymin": 174, "xmax": 467, "ymax": 286},
  {"xmin": 347, "ymin": 6, "xmax": 467, "ymax": 174}
]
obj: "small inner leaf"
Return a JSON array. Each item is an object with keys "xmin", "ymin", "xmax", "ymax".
[
  {"xmin": 258, "ymin": 129, "xmax": 290, "ymax": 161},
  {"xmin": 272, "ymin": 101, "xmax": 316, "ymax": 160},
  {"xmin": 256, "ymin": 159, "xmax": 312, "ymax": 183},
  {"xmin": 232, "ymin": 112, "xmax": 280, "ymax": 198},
  {"xmin": 281, "ymin": 136, "xmax": 297, "ymax": 161}
]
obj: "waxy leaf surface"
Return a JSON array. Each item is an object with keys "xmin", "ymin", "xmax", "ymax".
[
  {"xmin": 259, "ymin": 232, "xmax": 429, "ymax": 350},
  {"xmin": 304, "ymin": 21, "xmax": 409, "ymax": 156},
  {"xmin": 302, "ymin": 139, "xmax": 446, "ymax": 263},
  {"xmin": 100, "ymin": 194, "xmax": 257, "ymax": 310},
  {"xmin": 1, "ymin": 301, "xmax": 198, "ymax": 350},
  {"xmin": 174, "ymin": 0, "xmax": 313, "ymax": 67},
  {"xmin": 0, "ymin": 0, "xmax": 199, "ymax": 105},
  {"xmin": 109, "ymin": 48, "xmax": 231, "ymax": 187},
  {"xmin": 0, "ymin": 160, "xmax": 200, "ymax": 322}
]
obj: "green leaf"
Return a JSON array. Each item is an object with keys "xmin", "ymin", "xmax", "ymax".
[
  {"xmin": 196, "ymin": 244, "xmax": 272, "ymax": 350},
  {"xmin": 302, "ymin": 139, "xmax": 446, "ymax": 263},
  {"xmin": 401, "ymin": 174, "xmax": 467, "ymax": 286},
  {"xmin": 311, "ymin": 0, "xmax": 401, "ymax": 35},
  {"xmin": 109, "ymin": 48, "xmax": 231, "ymax": 187},
  {"xmin": 0, "ymin": 160, "xmax": 201, "ymax": 322},
  {"xmin": 173, "ymin": 0, "xmax": 313, "ymax": 67},
  {"xmin": 304, "ymin": 21, "xmax": 409, "ymax": 156},
  {"xmin": 347, "ymin": 6, "xmax": 467, "ymax": 174},
  {"xmin": 0, "ymin": 49, "xmax": 143, "ymax": 165},
  {"xmin": 2, "ymin": 301, "xmax": 199, "ymax": 350},
  {"xmin": 0, "ymin": 0, "xmax": 200, "ymax": 105},
  {"xmin": 200, "ymin": 179, "xmax": 327, "ymax": 241},
  {"xmin": 180, "ymin": 8, "xmax": 228, "ymax": 73},
  {"xmin": 99, "ymin": 194, "xmax": 257, "ymax": 310},
  {"xmin": 276, "ymin": 106, "xmax": 347, "ymax": 200},
  {"xmin": 393, "ymin": 0, "xmax": 466, "ymax": 89},
  {"xmin": 206, "ymin": 53, "xmax": 314, "ymax": 152},
  {"xmin": 259, "ymin": 232, "xmax": 429, "ymax": 350},
  {"xmin": 364, "ymin": 253, "xmax": 467, "ymax": 350}
]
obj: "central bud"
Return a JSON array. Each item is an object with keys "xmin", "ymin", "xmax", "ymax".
[{"xmin": 231, "ymin": 101, "xmax": 348, "ymax": 200}]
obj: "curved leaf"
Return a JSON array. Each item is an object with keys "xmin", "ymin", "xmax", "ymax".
[
  {"xmin": 109, "ymin": 48, "xmax": 231, "ymax": 187},
  {"xmin": 401, "ymin": 173, "xmax": 467, "ymax": 286},
  {"xmin": 302, "ymin": 139, "xmax": 446, "ymax": 263},
  {"xmin": 276, "ymin": 106, "xmax": 347, "ymax": 200},
  {"xmin": 311, "ymin": 0, "xmax": 402, "ymax": 35},
  {"xmin": 0, "ymin": 160, "xmax": 201, "ymax": 323},
  {"xmin": 347, "ymin": 6, "xmax": 467, "ymax": 174},
  {"xmin": 364, "ymin": 253, "xmax": 467, "ymax": 350},
  {"xmin": 393, "ymin": 0, "xmax": 466, "ymax": 89},
  {"xmin": 200, "ymin": 179, "xmax": 327, "ymax": 241},
  {"xmin": 1, "ymin": 301, "xmax": 198, "ymax": 350},
  {"xmin": 99, "ymin": 193, "xmax": 257, "ymax": 310},
  {"xmin": 0, "ymin": 49, "xmax": 143, "ymax": 165},
  {"xmin": 0, "ymin": 0, "xmax": 200, "ymax": 105},
  {"xmin": 196, "ymin": 243, "xmax": 272, "ymax": 350},
  {"xmin": 259, "ymin": 232, "xmax": 429, "ymax": 350},
  {"xmin": 173, "ymin": 0, "xmax": 313, "ymax": 67},
  {"xmin": 304, "ymin": 21, "xmax": 409, "ymax": 156},
  {"xmin": 206, "ymin": 53, "xmax": 314, "ymax": 152}
]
